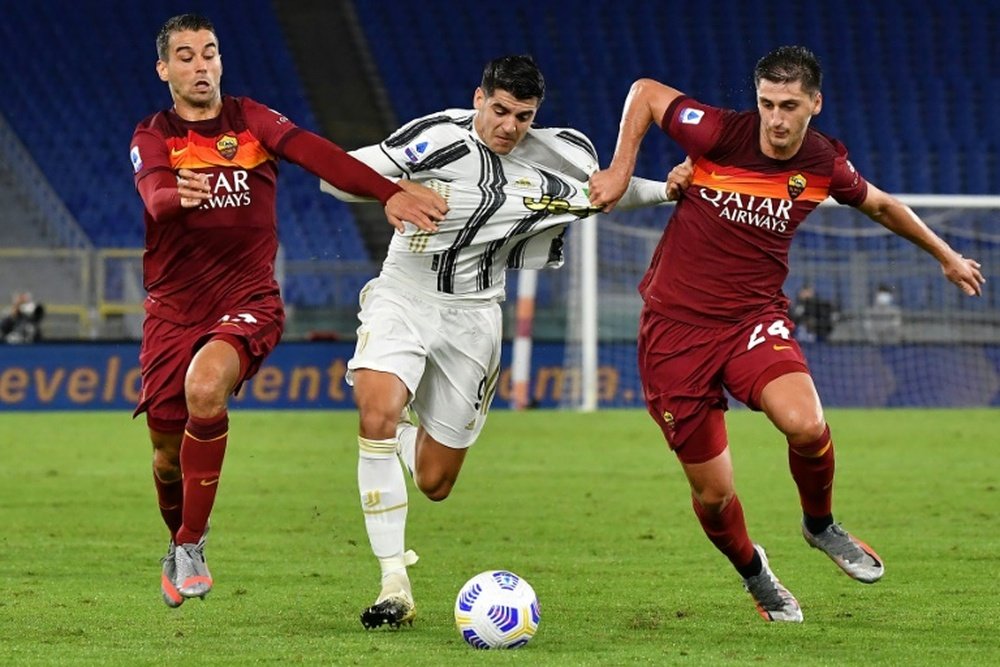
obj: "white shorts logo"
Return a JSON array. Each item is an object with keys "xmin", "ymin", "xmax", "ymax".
[{"xmin": 679, "ymin": 108, "xmax": 705, "ymax": 125}]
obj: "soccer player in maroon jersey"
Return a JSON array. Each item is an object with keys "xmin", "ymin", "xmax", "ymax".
[
  {"xmin": 130, "ymin": 14, "xmax": 447, "ymax": 608},
  {"xmin": 589, "ymin": 46, "xmax": 985, "ymax": 622}
]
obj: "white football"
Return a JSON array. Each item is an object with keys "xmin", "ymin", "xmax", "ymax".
[{"xmin": 454, "ymin": 570, "xmax": 540, "ymax": 649}]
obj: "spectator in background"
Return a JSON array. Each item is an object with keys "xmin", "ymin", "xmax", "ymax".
[
  {"xmin": 0, "ymin": 291, "xmax": 45, "ymax": 343},
  {"xmin": 791, "ymin": 283, "xmax": 836, "ymax": 342},
  {"xmin": 863, "ymin": 283, "xmax": 903, "ymax": 343}
]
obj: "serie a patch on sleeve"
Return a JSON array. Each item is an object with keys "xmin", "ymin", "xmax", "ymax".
[
  {"xmin": 130, "ymin": 145, "xmax": 143, "ymax": 173},
  {"xmin": 679, "ymin": 108, "xmax": 704, "ymax": 125}
]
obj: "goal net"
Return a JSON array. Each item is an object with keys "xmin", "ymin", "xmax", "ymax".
[{"xmin": 546, "ymin": 195, "xmax": 1000, "ymax": 410}]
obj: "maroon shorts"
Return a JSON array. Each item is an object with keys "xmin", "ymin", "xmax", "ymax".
[
  {"xmin": 134, "ymin": 296, "xmax": 284, "ymax": 433},
  {"xmin": 638, "ymin": 305, "xmax": 810, "ymax": 463}
]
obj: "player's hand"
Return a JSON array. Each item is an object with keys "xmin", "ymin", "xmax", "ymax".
[
  {"xmin": 942, "ymin": 252, "xmax": 986, "ymax": 296},
  {"xmin": 665, "ymin": 156, "xmax": 694, "ymax": 201},
  {"xmin": 397, "ymin": 180, "xmax": 448, "ymax": 217},
  {"xmin": 588, "ymin": 166, "xmax": 632, "ymax": 213},
  {"xmin": 176, "ymin": 168, "xmax": 211, "ymax": 207},
  {"xmin": 385, "ymin": 187, "xmax": 447, "ymax": 233}
]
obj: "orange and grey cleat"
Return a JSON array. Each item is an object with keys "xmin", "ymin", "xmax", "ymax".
[
  {"xmin": 803, "ymin": 522, "xmax": 884, "ymax": 583},
  {"xmin": 175, "ymin": 530, "xmax": 213, "ymax": 599},
  {"xmin": 743, "ymin": 545, "xmax": 803, "ymax": 623},
  {"xmin": 160, "ymin": 540, "xmax": 184, "ymax": 608}
]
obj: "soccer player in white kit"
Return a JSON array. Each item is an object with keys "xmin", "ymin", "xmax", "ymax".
[{"xmin": 322, "ymin": 55, "xmax": 678, "ymax": 629}]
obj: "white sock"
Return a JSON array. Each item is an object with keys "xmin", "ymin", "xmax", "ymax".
[
  {"xmin": 358, "ymin": 436, "xmax": 408, "ymax": 573},
  {"xmin": 396, "ymin": 423, "xmax": 417, "ymax": 480}
]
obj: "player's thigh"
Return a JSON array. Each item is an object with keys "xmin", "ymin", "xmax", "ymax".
[
  {"xmin": 721, "ymin": 310, "xmax": 812, "ymax": 412},
  {"xmin": 135, "ymin": 315, "xmax": 198, "ymax": 433},
  {"xmin": 758, "ymin": 372, "xmax": 825, "ymax": 441},
  {"xmin": 200, "ymin": 296, "xmax": 284, "ymax": 388},
  {"xmin": 347, "ymin": 279, "xmax": 429, "ymax": 395},
  {"xmin": 413, "ymin": 304, "xmax": 502, "ymax": 449},
  {"xmin": 638, "ymin": 308, "xmax": 728, "ymax": 459}
]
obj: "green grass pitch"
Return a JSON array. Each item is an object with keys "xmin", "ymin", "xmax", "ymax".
[{"xmin": 2, "ymin": 408, "xmax": 998, "ymax": 665}]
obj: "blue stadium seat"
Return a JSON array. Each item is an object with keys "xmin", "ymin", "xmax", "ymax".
[{"xmin": 1, "ymin": 0, "xmax": 997, "ymax": 313}]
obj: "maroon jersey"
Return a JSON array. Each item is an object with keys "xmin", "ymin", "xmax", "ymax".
[
  {"xmin": 130, "ymin": 96, "xmax": 299, "ymax": 325},
  {"xmin": 640, "ymin": 96, "xmax": 869, "ymax": 327}
]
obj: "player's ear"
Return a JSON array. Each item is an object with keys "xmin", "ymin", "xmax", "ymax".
[
  {"xmin": 156, "ymin": 59, "xmax": 169, "ymax": 83},
  {"xmin": 812, "ymin": 91, "xmax": 823, "ymax": 116},
  {"xmin": 473, "ymin": 87, "xmax": 485, "ymax": 110}
]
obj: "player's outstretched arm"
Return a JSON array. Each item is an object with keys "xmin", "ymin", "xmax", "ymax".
[
  {"xmin": 282, "ymin": 131, "xmax": 445, "ymax": 232},
  {"xmin": 319, "ymin": 145, "xmax": 448, "ymax": 232},
  {"xmin": 615, "ymin": 156, "xmax": 695, "ymax": 210},
  {"xmin": 858, "ymin": 183, "xmax": 986, "ymax": 296},
  {"xmin": 589, "ymin": 79, "xmax": 684, "ymax": 212},
  {"xmin": 319, "ymin": 145, "xmax": 394, "ymax": 203}
]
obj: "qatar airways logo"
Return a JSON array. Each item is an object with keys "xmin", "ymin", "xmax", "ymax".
[
  {"xmin": 698, "ymin": 187, "xmax": 792, "ymax": 233},
  {"xmin": 199, "ymin": 170, "xmax": 251, "ymax": 209}
]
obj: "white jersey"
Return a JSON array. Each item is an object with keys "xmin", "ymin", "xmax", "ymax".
[{"xmin": 348, "ymin": 109, "xmax": 604, "ymax": 303}]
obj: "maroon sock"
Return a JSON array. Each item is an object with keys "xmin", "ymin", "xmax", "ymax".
[
  {"xmin": 788, "ymin": 424, "xmax": 835, "ymax": 519},
  {"xmin": 175, "ymin": 412, "xmax": 229, "ymax": 545},
  {"xmin": 692, "ymin": 494, "xmax": 756, "ymax": 572},
  {"xmin": 153, "ymin": 470, "xmax": 183, "ymax": 539}
]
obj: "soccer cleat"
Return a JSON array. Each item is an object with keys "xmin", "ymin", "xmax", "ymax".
[
  {"xmin": 742, "ymin": 545, "xmax": 803, "ymax": 623},
  {"xmin": 360, "ymin": 570, "xmax": 416, "ymax": 629},
  {"xmin": 174, "ymin": 530, "xmax": 213, "ymax": 599},
  {"xmin": 803, "ymin": 522, "xmax": 884, "ymax": 583},
  {"xmin": 160, "ymin": 540, "xmax": 184, "ymax": 608}
]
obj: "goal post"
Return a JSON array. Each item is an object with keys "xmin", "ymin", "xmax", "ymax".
[{"xmin": 555, "ymin": 195, "xmax": 1000, "ymax": 411}]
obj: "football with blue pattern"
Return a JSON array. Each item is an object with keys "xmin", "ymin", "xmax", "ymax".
[{"xmin": 454, "ymin": 570, "xmax": 540, "ymax": 649}]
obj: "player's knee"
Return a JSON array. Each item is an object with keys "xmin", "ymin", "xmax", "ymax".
[
  {"xmin": 773, "ymin": 401, "xmax": 824, "ymax": 441},
  {"xmin": 694, "ymin": 488, "xmax": 734, "ymax": 515},
  {"xmin": 417, "ymin": 474, "xmax": 455, "ymax": 502},
  {"xmin": 357, "ymin": 407, "xmax": 399, "ymax": 441},
  {"xmin": 184, "ymin": 375, "xmax": 228, "ymax": 418},
  {"xmin": 784, "ymin": 412, "xmax": 827, "ymax": 445},
  {"xmin": 152, "ymin": 448, "xmax": 181, "ymax": 482}
]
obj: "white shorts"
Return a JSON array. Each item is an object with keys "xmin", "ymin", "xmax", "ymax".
[{"xmin": 347, "ymin": 277, "xmax": 502, "ymax": 448}]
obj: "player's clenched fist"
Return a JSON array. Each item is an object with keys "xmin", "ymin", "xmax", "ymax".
[{"xmin": 588, "ymin": 166, "xmax": 631, "ymax": 213}]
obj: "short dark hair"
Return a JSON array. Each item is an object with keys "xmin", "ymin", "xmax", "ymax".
[
  {"xmin": 157, "ymin": 14, "xmax": 216, "ymax": 61},
  {"xmin": 753, "ymin": 45, "xmax": 822, "ymax": 95},
  {"xmin": 481, "ymin": 55, "xmax": 545, "ymax": 101}
]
